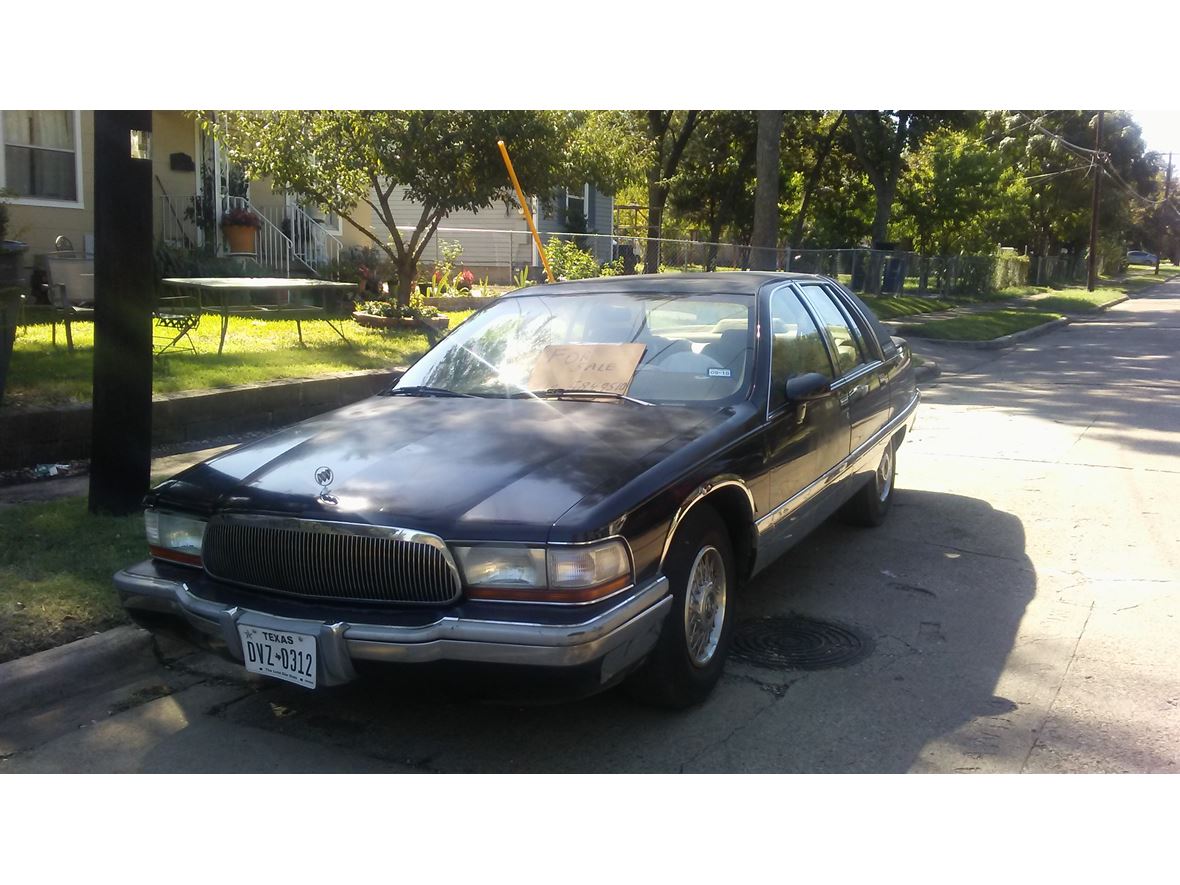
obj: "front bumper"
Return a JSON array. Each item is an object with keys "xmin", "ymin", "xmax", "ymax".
[{"xmin": 114, "ymin": 560, "xmax": 671, "ymax": 689}]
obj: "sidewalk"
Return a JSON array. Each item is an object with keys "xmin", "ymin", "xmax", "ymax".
[{"xmin": 0, "ymin": 438, "xmax": 246, "ymax": 507}]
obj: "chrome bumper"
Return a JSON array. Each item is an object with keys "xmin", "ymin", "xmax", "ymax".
[{"xmin": 114, "ymin": 563, "xmax": 671, "ymax": 688}]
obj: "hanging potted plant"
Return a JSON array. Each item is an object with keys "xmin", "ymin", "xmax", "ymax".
[{"xmin": 221, "ymin": 205, "xmax": 262, "ymax": 254}]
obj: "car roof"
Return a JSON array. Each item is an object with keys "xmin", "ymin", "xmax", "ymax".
[{"xmin": 500, "ymin": 271, "xmax": 830, "ymax": 299}]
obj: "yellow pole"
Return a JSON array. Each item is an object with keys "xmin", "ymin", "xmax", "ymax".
[{"xmin": 497, "ymin": 139, "xmax": 555, "ymax": 283}]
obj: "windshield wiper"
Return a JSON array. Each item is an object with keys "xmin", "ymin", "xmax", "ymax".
[
  {"xmin": 385, "ymin": 385, "xmax": 475, "ymax": 398},
  {"xmin": 512, "ymin": 388, "xmax": 652, "ymax": 406}
]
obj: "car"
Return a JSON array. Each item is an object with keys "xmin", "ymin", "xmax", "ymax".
[
  {"xmin": 1127, "ymin": 250, "xmax": 1158, "ymax": 266},
  {"xmin": 115, "ymin": 272, "xmax": 919, "ymax": 708}
]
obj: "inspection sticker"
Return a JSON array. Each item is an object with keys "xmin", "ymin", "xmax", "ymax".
[{"xmin": 707, "ymin": 368, "xmax": 733, "ymax": 378}]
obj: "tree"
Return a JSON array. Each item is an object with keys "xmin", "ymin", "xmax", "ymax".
[
  {"xmin": 785, "ymin": 112, "xmax": 845, "ymax": 247},
  {"xmin": 896, "ymin": 127, "xmax": 1028, "ymax": 257},
  {"xmin": 639, "ymin": 111, "xmax": 704, "ymax": 273},
  {"xmin": 750, "ymin": 111, "xmax": 784, "ymax": 270},
  {"xmin": 667, "ymin": 111, "xmax": 757, "ymax": 269},
  {"xmin": 203, "ymin": 111, "xmax": 638, "ymax": 305}
]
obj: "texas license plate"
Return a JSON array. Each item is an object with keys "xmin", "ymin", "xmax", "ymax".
[{"xmin": 237, "ymin": 625, "xmax": 317, "ymax": 689}]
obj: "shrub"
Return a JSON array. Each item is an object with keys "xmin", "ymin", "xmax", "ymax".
[{"xmin": 545, "ymin": 237, "xmax": 599, "ymax": 280}]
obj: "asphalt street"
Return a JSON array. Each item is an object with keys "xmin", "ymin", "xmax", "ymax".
[{"xmin": 2, "ymin": 280, "xmax": 1177, "ymax": 773}]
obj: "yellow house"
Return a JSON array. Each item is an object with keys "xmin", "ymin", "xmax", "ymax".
[
  {"xmin": 2, "ymin": 110, "xmax": 613, "ymax": 289},
  {"xmin": 1, "ymin": 110, "xmax": 369, "ymax": 289}
]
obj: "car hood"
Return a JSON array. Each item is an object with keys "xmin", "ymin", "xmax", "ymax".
[{"xmin": 154, "ymin": 394, "xmax": 729, "ymax": 540}]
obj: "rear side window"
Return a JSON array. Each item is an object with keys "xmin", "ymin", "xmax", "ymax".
[
  {"xmin": 830, "ymin": 282, "xmax": 898, "ymax": 358},
  {"xmin": 768, "ymin": 287, "xmax": 835, "ymax": 412},
  {"xmin": 797, "ymin": 284, "xmax": 867, "ymax": 377}
]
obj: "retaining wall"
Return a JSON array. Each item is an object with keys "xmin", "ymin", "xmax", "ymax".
[{"xmin": 0, "ymin": 368, "xmax": 402, "ymax": 470}]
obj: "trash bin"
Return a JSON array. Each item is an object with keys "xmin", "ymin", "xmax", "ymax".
[
  {"xmin": 883, "ymin": 256, "xmax": 906, "ymax": 294},
  {"xmin": 851, "ymin": 256, "xmax": 866, "ymax": 291}
]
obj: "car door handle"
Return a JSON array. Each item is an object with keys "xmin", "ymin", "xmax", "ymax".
[{"xmin": 839, "ymin": 384, "xmax": 869, "ymax": 407}]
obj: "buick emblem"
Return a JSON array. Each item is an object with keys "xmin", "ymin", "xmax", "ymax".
[{"xmin": 314, "ymin": 466, "xmax": 334, "ymax": 490}]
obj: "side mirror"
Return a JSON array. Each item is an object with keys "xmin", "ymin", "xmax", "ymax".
[{"xmin": 785, "ymin": 372, "xmax": 832, "ymax": 403}]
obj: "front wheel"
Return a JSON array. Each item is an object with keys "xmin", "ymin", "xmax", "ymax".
[{"xmin": 624, "ymin": 504, "xmax": 735, "ymax": 709}]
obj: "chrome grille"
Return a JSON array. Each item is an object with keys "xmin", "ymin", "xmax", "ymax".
[{"xmin": 203, "ymin": 515, "xmax": 461, "ymax": 605}]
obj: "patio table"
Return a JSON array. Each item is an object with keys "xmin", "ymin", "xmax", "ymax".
[{"xmin": 161, "ymin": 277, "xmax": 357, "ymax": 355}]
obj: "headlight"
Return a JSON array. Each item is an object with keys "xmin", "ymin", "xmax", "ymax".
[
  {"xmin": 453, "ymin": 540, "xmax": 632, "ymax": 603},
  {"xmin": 145, "ymin": 510, "xmax": 206, "ymax": 567},
  {"xmin": 452, "ymin": 546, "xmax": 546, "ymax": 589}
]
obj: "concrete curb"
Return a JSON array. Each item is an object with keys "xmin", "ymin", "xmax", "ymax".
[
  {"xmin": 905, "ymin": 316, "xmax": 1072, "ymax": 350},
  {"xmin": 0, "ymin": 624, "xmax": 154, "ymax": 718},
  {"xmin": 914, "ymin": 361, "xmax": 941, "ymax": 383},
  {"xmin": 1094, "ymin": 294, "xmax": 1129, "ymax": 310}
]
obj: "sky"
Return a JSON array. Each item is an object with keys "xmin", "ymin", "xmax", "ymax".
[{"xmin": 1130, "ymin": 110, "xmax": 1180, "ymax": 157}]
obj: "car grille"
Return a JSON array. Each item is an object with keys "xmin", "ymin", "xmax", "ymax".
[{"xmin": 203, "ymin": 515, "xmax": 462, "ymax": 605}]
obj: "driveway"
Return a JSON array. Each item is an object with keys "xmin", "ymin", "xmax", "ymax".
[{"xmin": 3, "ymin": 282, "xmax": 1177, "ymax": 773}]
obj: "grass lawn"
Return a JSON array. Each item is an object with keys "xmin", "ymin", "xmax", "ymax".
[
  {"xmin": 4, "ymin": 312, "xmax": 460, "ymax": 407},
  {"xmin": 1029, "ymin": 286, "xmax": 1126, "ymax": 313},
  {"xmin": 897, "ymin": 309, "xmax": 1064, "ymax": 342},
  {"xmin": 860, "ymin": 294, "xmax": 952, "ymax": 319},
  {"xmin": 0, "ymin": 497, "xmax": 142, "ymax": 663}
]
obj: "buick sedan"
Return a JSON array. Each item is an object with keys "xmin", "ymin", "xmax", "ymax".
[{"xmin": 115, "ymin": 272, "xmax": 919, "ymax": 707}]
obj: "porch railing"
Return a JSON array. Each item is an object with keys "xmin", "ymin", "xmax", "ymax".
[{"xmin": 259, "ymin": 203, "xmax": 344, "ymax": 271}]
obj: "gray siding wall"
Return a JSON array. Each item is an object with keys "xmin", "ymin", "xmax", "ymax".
[{"xmin": 370, "ymin": 185, "xmax": 614, "ymax": 270}]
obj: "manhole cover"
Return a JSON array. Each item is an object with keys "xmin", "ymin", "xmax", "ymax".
[{"xmin": 731, "ymin": 616, "xmax": 872, "ymax": 671}]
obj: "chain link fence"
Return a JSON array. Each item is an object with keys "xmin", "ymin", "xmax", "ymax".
[{"xmin": 406, "ymin": 225, "xmax": 1100, "ymax": 296}]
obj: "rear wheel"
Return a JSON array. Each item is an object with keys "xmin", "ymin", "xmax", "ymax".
[
  {"xmin": 839, "ymin": 437, "xmax": 896, "ymax": 527},
  {"xmin": 625, "ymin": 504, "xmax": 735, "ymax": 709}
]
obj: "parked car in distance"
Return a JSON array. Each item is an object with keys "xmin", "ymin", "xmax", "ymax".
[
  {"xmin": 1127, "ymin": 250, "xmax": 1158, "ymax": 266},
  {"xmin": 116, "ymin": 272, "xmax": 920, "ymax": 708}
]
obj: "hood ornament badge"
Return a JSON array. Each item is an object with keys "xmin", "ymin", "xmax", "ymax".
[{"xmin": 314, "ymin": 466, "xmax": 338, "ymax": 505}]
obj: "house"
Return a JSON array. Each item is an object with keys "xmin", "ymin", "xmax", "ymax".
[{"xmin": 1, "ymin": 110, "xmax": 613, "ymax": 289}]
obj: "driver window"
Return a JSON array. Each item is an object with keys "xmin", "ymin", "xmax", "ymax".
[{"xmin": 769, "ymin": 287, "xmax": 835, "ymax": 413}]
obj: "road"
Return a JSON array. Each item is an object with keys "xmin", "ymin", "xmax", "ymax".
[{"xmin": 3, "ymin": 281, "xmax": 1177, "ymax": 773}]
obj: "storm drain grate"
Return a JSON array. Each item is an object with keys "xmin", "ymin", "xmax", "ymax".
[{"xmin": 731, "ymin": 616, "xmax": 872, "ymax": 671}]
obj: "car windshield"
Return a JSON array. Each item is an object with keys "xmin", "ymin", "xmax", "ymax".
[{"xmin": 394, "ymin": 290, "xmax": 755, "ymax": 406}]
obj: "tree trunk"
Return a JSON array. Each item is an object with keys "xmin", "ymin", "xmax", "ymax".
[
  {"xmin": 395, "ymin": 254, "xmax": 417, "ymax": 306},
  {"xmin": 750, "ymin": 111, "xmax": 784, "ymax": 271},
  {"xmin": 644, "ymin": 179, "xmax": 667, "ymax": 274}
]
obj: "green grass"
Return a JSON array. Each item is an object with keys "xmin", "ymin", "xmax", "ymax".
[
  {"xmin": 0, "ymin": 497, "xmax": 143, "ymax": 663},
  {"xmin": 897, "ymin": 309, "xmax": 1064, "ymax": 342},
  {"xmin": 860, "ymin": 295, "xmax": 952, "ymax": 319},
  {"xmin": 5, "ymin": 313, "xmax": 449, "ymax": 407},
  {"xmin": 1029, "ymin": 286, "xmax": 1125, "ymax": 314}
]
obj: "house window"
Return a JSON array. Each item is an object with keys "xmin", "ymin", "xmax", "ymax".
[
  {"xmin": 565, "ymin": 184, "xmax": 587, "ymax": 230},
  {"xmin": 2, "ymin": 111, "xmax": 80, "ymax": 202}
]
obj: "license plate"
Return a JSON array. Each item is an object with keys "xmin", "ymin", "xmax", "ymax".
[{"xmin": 237, "ymin": 625, "xmax": 317, "ymax": 689}]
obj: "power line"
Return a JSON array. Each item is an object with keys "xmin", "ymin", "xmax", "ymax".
[{"xmin": 1018, "ymin": 163, "xmax": 1094, "ymax": 182}]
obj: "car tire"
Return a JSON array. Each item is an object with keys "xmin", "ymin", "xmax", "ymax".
[
  {"xmin": 839, "ymin": 437, "xmax": 896, "ymax": 527},
  {"xmin": 624, "ymin": 504, "xmax": 735, "ymax": 709}
]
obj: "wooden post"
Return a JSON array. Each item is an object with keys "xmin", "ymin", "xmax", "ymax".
[{"xmin": 88, "ymin": 111, "xmax": 155, "ymax": 515}]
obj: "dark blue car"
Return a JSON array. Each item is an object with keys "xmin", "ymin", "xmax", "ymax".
[{"xmin": 116, "ymin": 272, "xmax": 919, "ymax": 707}]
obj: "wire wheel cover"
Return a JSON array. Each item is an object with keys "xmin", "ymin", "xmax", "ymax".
[{"xmin": 683, "ymin": 545, "xmax": 727, "ymax": 666}]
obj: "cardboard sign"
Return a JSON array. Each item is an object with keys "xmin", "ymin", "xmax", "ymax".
[{"xmin": 527, "ymin": 343, "xmax": 646, "ymax": 395}]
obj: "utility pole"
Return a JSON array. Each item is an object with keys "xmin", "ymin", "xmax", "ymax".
[
  {"xmin": 88, "ymin": 111, "xmax": 155, "ymax": 515},
  {"xmin": 1087, "ymin": 110, "xmax": 1105, "ymax": 292}
]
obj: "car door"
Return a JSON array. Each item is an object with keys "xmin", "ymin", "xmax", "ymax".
[
  {"xmin": 756, "ymin": 284, "xmax": 852, "ymax": 560},
  {"xmin": 796, "ymin": 283, "xmax": 889, "ymax": 455}
]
